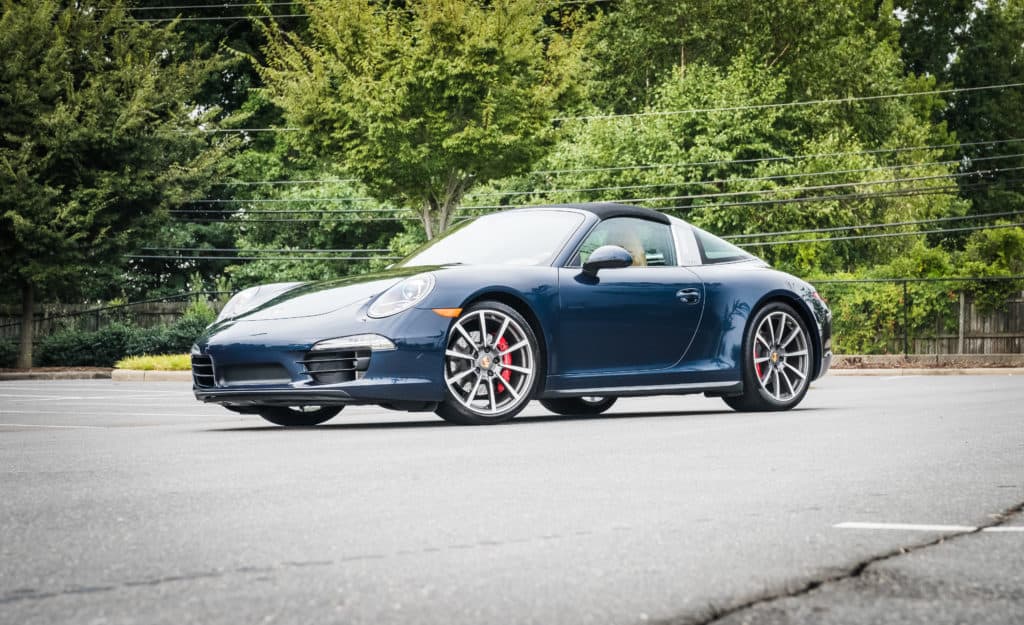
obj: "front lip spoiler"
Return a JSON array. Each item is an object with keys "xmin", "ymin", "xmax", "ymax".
[{"xmin": 194, "ymin": 388, "xmax": 364, "ymax": 407}]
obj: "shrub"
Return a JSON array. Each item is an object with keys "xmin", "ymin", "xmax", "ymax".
[
  {"xmin": 35, "ymin": 322, "xmax": 139, "ymax": 367},
  {"xmin": 115, "ymin": 354, "xmax": 191, "ymax": 371},
  {"xmin": 0, "ymin": 339, "xmax": 18, "ymax": 368}
]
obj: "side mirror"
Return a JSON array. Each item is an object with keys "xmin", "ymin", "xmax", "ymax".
[{"xmin": 582, "ymin": 245, "xmax": 633, "ymax": 277}]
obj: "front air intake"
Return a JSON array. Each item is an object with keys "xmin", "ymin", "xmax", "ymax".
[
  {"xmin": 299, "ymin": 349, "xmax": 371, "ymax": 385},
  {"xmin": 191, "ymin": 354, "xmax": 215, "ymax": 388}
]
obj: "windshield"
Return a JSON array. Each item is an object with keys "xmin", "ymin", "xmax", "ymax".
[{"xmin": 400, "ymin": 210, "xmax": 586, "ymax": 267}]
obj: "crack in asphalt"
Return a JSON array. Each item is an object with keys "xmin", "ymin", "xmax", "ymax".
[
  {"xmin": 652, "ymin": 500, "xmax": 1024, "ymax": 625},
  {"xmin": 0, "ymin": 527, "xmax": 606, "ymax": 605}
]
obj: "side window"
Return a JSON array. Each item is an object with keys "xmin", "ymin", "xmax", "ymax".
[
  {"xmin": 570, "ymin": 217, "xmax": 677, "ymax": 267},
  {"xmin": 692, "ymin": 227, "xmax": 754, "ymax": 264}
]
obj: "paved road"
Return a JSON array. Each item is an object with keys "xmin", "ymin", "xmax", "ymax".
[{"xmin": 1, "ymin": 375, "xmax": 1021, "ymax": 625}]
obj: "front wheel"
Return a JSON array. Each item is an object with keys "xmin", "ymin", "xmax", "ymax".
[
  {"xmin": 435, "ymin": 301, "xmax": 541, "ymax": 425},
  {"xmin": 258, "ymin": 405, "xmax": 343, "ymax": 427},
  {"xmin": 724, "ymin": 302, "xmax": 813, "ymax": 412},
  {"xmin": 540, "ymin": 396, "xmax": 617, "ymax": 416}
]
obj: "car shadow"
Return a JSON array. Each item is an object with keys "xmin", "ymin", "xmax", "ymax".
[{"xmin": 202, "ymin": 407, "xmax": 819, "ymax": 432}]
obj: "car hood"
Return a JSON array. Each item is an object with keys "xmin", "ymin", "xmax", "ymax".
[{"xmin": 231, "ymin": 266, "xmax": 434, "ymax": 322}]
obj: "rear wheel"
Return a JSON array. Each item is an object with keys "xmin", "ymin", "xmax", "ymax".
[
  {"xmin": 724, "ymin": 302, "xmax": 812, "ymax": 412},
  {"xmin": 436, "ymin": 301, "xmax": 540, "ymax": 425},
  {"xmin": 258, "ymin": 405, "xmax": 343, "ymax": 427},
  {"xmin": 540, "ymin": 396, "xmax": 617, "ymax": 416}
]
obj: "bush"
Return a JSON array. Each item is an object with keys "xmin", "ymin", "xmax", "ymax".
[
  {"xmin": 115, "ymin": 354, "xmax": 191, "ymax": 371},
  {"xmin": 0, "ymin": 339, "xmax": 17, "ymax": 368},
  {"xmin": 33, "ymin": 301, "xmax": 216, "ymax": 367},
  {"xmin": 36, "ymin": 322, "xmax": 140, "ymax": 367}
]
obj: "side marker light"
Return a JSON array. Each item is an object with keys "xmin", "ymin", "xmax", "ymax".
[{"xmin": 432, "ymin": 308, "xmax": 463, "ymax": 318}]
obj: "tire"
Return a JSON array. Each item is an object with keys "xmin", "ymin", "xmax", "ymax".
[
  {"xmin": 723, "ymin": 301, "xmax": 813, "ymax": 412},
  {"xmin": 540, "ymin": 396, "xmax": 617, "ymax": 416},
  {"xmin": 258, "ymin": 405, "xmax": 343, "ymax": 426},
  {"xmin": 435, "ymin": 301, "xmax": 541, "ymax": 425}
]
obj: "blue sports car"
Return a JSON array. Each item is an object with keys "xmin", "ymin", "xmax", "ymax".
[{"xmin": 192, "ymin": 203, "xmax": 832, "ymax": 426}]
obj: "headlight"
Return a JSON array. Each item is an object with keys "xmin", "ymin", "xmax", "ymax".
[
  {"xmin": 367, "ymin": 273, "xmax": 435, "ymax": 318},
  {"xmin": 216, "ymin": 282, "xmax": 303, "ymax": 322}
]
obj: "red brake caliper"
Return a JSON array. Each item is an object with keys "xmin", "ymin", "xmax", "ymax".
[
  {"xmin": 754, "ymin": 347, "xmax": 762, "ymax": 378},
  {"xmin": 497, "ymin": 336, "xmax": 512, "ymax": 393}
]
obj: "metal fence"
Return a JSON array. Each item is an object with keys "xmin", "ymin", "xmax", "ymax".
[{"xmin": 814, "ymin": 277, "xmax": 1024, "ymax": 356}]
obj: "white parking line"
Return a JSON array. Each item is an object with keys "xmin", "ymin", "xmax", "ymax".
[
  {"xmin": 0, "ymin": 410, "xmax": 221, "ymax": 418},
  {"xmin": 0, "ymin": 423, "xmax": 106, "ymax": 430},
  {"xmin": 0, "ymin": 394, "xmax": 193, "ymax": 402},
  {"xmin": 835, "ymin": 522, "xmax": 1024, "ymax": 533}
]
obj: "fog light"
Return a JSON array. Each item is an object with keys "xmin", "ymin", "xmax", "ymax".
[{"xmin": 310, "ymin": 334, "xmax": 396, "ymax": 352}]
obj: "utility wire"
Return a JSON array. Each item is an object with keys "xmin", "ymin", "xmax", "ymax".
[
  {"xmin": 723, "ymin": 210, "xmax": 1024, "ymax": 240},
  {"xmin": 463, "ymin": 167, "xmax": 1024, "ymax": 210},
  {"xmin": 126, "ymin": 254, "xmax": 400, "ymax": 261},
  {"xmin": 184, "ymin": 160, "xmax": 1019, "ymax": 209},
  {"xmin": 466, "ymin": 153, "xmax": 1024, "ymax": 199},
  {"xmin": 737, "ymin": 221, "xmax": 1024, "ymax": 248},
  {"xmin": 204, "ymin": 137, "xmax": 1024, "ymax": 187},
  {"xmin": 559, "ymin": 82, "xmax": 1024, "ymax": 122},
  {"xmin": 141, "ymin": 246, "xmax": 391, "ymax": 253},
  {"xmin": 125, "ymin": 1, "xmax": 305, "ymax": 11}
]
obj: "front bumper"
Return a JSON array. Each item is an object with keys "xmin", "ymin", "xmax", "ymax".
[{"xmin": 192, "ymin": 308, "xmax": 451, "ymax": 407}]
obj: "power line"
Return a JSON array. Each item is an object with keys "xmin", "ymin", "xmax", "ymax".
[
  {"xmin": 204, "ymin": 137, "xmax": 1024, "ymax": 185},
  {"xmin": 170, "ymin": 182, "xmax": 985, "ymax": 222},
  {"xmin": 464, "ymin": 153, "xmax": 1024, "ymax": 202},
  {"xmin": 125, "ymin": 1, "xmax": 304, "ymax": 11},
  {"xmin": 184, "ymin": 159, "xmax": 1018, "ymax": 208},
  {"xmin": 134, "ymin": 13, "xmax": 309, "ymax": 22},
  {"xmin": 559, "ymin": 82, "xmax": 1024, "ymax": 122},
  {"xmin": 131, "ymin": 0, "xmax": 610, "ymax": 22},
  {"xmin": 724, "ymin": 210, "xmax": 1024, "ymax": 240},
  {"xmin": 171, "ymin": 177, "xmax": 1024, "ymax": 224},
  {"xmin": 468, "ymin": 166, "xmax": 1024, "ymax": 209},
  {"xmin": 737, "ymin": 221, "xmax": 1024, "ymax": 248},
  {"xmin": 214, "ymin": 178, "xmax": 359, "ymax": 186},
  {"xmin": 141, "ymin": 246, "xmax": 391, "ymax": 252},
  {"xmin": 126, "ymin": 254, "xmax": 399, "ymax": 261}
]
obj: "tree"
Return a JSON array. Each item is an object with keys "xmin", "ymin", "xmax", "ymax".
[
  {"xmin": 256, "ymin": 0, "xmax": 593, "ymax": 238},
  {"xmin": 0, "ymin": 1, "xmax": 226, "ymax": 367},
  {"xmin": 948, "ymin": 0, "xmax": 1024, "ymax": 220}
]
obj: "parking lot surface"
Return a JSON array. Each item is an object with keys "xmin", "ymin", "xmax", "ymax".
[{"xmin": 1, "ymin": 375, "xmax": 1022, "ymax": 624}]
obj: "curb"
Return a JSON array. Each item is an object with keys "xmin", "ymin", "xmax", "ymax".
[
  {"xmin": 828, "ymin": 367, "xmax": 1024, "ymax": 376},
  {"xmin": 111, "ymin": 369, "xmax": 192, "ymax": 383},
  {"xmin": 0, "ymin": 370, "xmax": 112, "ymax": 381}
]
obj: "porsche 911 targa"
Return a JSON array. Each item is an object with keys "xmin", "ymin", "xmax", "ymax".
[{"xmin": 192, "ymin": 203, "xmax": 832, "ymax": 426}]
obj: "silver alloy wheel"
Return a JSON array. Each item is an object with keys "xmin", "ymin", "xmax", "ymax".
[
  {"xmin": 752, "ymin": 310, "xmax": 810, "ymax": 402},
  {"xmin": 443, "ymin": 309, "xmax": 536, "ymax": 416}
]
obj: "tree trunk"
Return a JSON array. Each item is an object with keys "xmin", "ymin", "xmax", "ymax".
[{"xmin": 17, "ymin": 282, "xmax": 34, "ymax": 369}]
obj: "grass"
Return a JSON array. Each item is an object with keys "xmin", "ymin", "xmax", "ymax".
[{"xmin": 115, "ymin": 354, "xmax": 191, "ymax": 371}]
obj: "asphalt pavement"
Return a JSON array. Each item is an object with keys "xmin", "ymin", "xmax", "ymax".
[{"xmin": 1, "ymin": 375, "xmax": 1022, "ymax": 625}]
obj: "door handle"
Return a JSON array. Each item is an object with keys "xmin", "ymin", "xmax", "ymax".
[{"xmin": 676, "ymin": 288, "xmax": 701, "ymax": 304}]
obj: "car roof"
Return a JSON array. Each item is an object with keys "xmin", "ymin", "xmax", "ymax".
[{"xmin": 530, "ymin": 202, "xmax": 670, "ymax": 225}]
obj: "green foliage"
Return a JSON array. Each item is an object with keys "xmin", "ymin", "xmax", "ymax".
[
  {"xmin": 0, "ymin": 339, "xmax": 17, "ymax": 368},
  {"xmin": 0, "ymin": 1, "xmax": 232, "ymax": 365},
  {"xmin": 958, "ymin": 226, "xmax": 1024, "ymax": 310},
  {"xmin": 115, "ymin": 353, "xmax": 191, "ymax": 371},
  {"xmin": 256, "ymin": 0, "xmax": 595, "ymax": 237},
  {"xmin": 34, "ymin": 304, "xmax": 215, "ymax": 367},
  {"xmin": 36, "ymin": 322, "xmax": 141, "ymax": 368},
  {"xmin": 948, "ymin": 0, "xmax": 1024, "ymax": 221},
  {"xmin": 814, "ymin": 234, "xmax": 1024, "ymax": 354}
]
